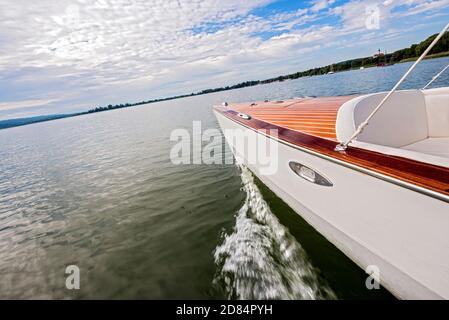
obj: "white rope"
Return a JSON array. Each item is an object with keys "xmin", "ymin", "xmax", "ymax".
[
  {"xmin": 335, "ymin": 22, "xmax": 449, "ymax": 152},
  {"xmin": 422, "ymin": 63, "xmax": 449, "ymax": 90}
]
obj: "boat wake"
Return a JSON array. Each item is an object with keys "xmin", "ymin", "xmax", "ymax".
[{"xmin": 213, "ymin": 165, "xmax": 336, "ymax": 300}]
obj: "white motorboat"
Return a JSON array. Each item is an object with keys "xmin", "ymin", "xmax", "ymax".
[{"xmin": 214, "ymin": 23, "xmax": 449, "ymax": 299}]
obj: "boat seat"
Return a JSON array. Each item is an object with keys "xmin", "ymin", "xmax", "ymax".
[
  {"xmin": 337, "ymin": 89, "xmax": 449, "ymax": 167},
  {"xmin": 423, "ymin": 87, "xmax": 449, "ymax": 137},
  {"xmin": 337, "ymin": 90, "xmax": 429, "ymax": 148},
  {"xmin": 402, "ymin": 137, "xmax": 449, "ymax": 159}
]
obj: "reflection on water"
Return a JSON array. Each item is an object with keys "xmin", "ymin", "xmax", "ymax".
[{"xmin": 0, "ymin": 58, "xmax": 447, "ymax": 299}]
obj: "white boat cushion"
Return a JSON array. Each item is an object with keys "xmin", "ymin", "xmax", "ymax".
[
  {"xmin": 337, "ymin": 89, "xmax": 449, "ymax": 167},
  {"xmin": 423, "ymin": 88, "xmax": 449, "ymax": 137},
  {"xmin": 402, "ymin": 137, "xmax": 449, "ymax": 159},
  {"xmin": 337, "ymin": 90, "xmax": 428, "ymax": 148}
]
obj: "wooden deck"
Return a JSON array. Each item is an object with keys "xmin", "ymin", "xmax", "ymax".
[{"xmin": 229, "ymin": 96, "xmax": 355, "ymax": 140}]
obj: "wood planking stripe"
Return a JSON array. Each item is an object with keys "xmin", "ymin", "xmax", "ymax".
[{"xmin": 228, "ymin": 96, "xmax": 354, "ymax": 140}]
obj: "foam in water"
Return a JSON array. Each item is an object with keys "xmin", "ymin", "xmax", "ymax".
[{"xmin": 213, "ymin": 165, "xmax": 336, "ymax": 300}]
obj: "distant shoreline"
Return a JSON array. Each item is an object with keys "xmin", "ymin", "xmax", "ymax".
[
  {"xmin": 0, "ymin": 113, "xmax": 83, "ymax": 130},
  {"xmin": 77, "ymin": 31, "xmax": 449, "ymax": 115},
  {"xmin": 61, "ymin": 31, "xmax": 449, "ymax": 117},
  {"xmin": 321, "ymin": 51, "xmax": 449, "ymax": 73},
  {"xmin": 398, "ymin": 51, "xmax": 449, "ymax": 63},
  {"xmin": 2, "ymin": 32, "xmax": 449, "ymax": 131}
]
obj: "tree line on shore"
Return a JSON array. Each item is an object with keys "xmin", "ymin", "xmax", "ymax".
[{"xmin": 87, "ymin": 32, "xmax": 449, "ymax": 114}]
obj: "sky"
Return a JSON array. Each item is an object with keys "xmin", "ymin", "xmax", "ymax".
[{"xmin": 0, "ymin": 0, "xmax": 449, "ymax": 120}]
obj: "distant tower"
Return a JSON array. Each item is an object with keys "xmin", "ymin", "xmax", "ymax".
[{"xmin": 374, "ymin": 48, "xmax": 386, "ymax": 67}]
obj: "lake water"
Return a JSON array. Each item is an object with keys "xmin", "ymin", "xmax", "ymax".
[{"xmin": 1, "ymin": 57, "xmax": 448, "ymax": 299}]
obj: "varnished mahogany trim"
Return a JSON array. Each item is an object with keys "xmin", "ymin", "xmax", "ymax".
[{"xmin": 214, "ymin": 106, "xmax": 449, "ymax": 201}]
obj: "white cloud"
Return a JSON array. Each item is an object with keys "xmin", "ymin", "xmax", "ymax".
[
  {"xmin": 0, "ymin": 99, "xmax": 58, "ymax": 111},
  {"xmin": 311, "ymin": 0, "xmax": 335, "ymax": 12},
  {"xmin": 396, "ymin": 0, "xmax": 449, "ymax": 16},
  {"xmin": 330, "ymin": 0, "xmax": 449, "ymax": 32},
  {"xmin": 0, "ymin": 0, "xmax": 448, "ymax": 118}
]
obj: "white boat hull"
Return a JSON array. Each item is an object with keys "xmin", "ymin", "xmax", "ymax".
[{"xmin": 215, "ymin": 110, "xmax": 449, "ymax": 300}]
